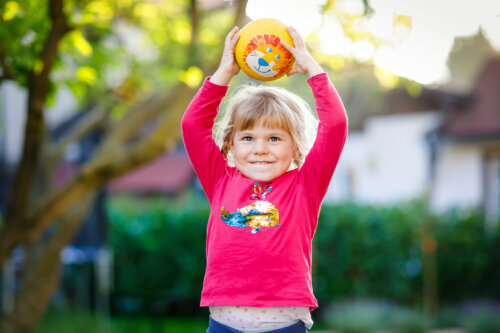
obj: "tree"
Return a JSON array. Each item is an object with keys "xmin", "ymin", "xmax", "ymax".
[{"xmin": 0, "ymin": 0, "xmax": 247, "ymax": 331}]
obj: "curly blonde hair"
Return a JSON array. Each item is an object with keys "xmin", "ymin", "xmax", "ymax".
[{"xmin": 214, "ymin": 84, "xmax": 319, "ymax": 169}]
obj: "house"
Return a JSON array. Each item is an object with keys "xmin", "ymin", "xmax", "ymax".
[{"xmin": 327, "ymin": 58, "xmax": 500, "ymax": 226}]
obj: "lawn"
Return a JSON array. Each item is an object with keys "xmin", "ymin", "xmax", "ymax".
[{"xmin": 35, "ymin": 309, "xmax": 333, "ymax": 333}]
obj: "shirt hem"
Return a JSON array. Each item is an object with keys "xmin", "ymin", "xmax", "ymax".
[{"xmin": 201, "ymin": 300, "xmax": 318, "ymax": 311}]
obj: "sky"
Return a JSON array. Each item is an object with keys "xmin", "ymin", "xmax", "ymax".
[{"xmin": 245, "ymin": 0, "xmax": 500, "ymax": 85}]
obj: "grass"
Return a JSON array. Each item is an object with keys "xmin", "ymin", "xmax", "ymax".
[{"xmin": 36, "ymin": 309, "xmax": 209, "ymax": 333}]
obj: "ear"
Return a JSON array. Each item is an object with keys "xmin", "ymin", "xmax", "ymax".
[{"xmin": 293, "ymin": 145, "xmax": 299, "ymax": 159}]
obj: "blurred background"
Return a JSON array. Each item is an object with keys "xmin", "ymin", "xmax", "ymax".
[{"xmin": 0, "ymin": 0, "xmax": 499, "ymax": 332}]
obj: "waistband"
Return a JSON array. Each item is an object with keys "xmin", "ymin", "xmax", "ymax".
[{"xmin": 208, "ymin": 316, "xmax": 306, "ymax": 333}]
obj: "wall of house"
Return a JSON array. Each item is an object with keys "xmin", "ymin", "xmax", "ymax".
[
  {"xmin": 326, "ymin": 111, "xmax": 442, "ymax": 205},
  {"xmin": 431, "ymin": 143, "xmax": 484, "ymax": 212}
]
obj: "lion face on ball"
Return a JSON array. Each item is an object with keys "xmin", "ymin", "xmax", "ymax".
[{"xmin": 242, "ymin": 34, "xmax": 293, "ymax": 79}]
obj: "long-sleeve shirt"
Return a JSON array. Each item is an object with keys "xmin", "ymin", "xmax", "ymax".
[{"xmin": 181, "ymin": 72, "xmax": 347, "ymax": 310}]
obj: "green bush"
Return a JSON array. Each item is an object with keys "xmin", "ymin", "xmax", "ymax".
[
  {"xmin": 107, "ymin": 193, "xmax": 209, "ymax": 316},
  {"xmin": 314, "ymin": 201, "xmax": 500, "ymax": 307},
  {"xmin": 313, "ymin": 201, "xmax": 425, "ymax": 305},
  {"xmin": 436, "ymin": 209, "xmax": 500, "ymax": 302}
]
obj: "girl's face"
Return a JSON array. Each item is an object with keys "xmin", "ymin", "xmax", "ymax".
[{"xmin": 231, "ymin": 124, "xmax": 297, "ymax": 181}]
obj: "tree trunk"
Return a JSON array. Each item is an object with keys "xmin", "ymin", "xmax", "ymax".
[
  {"xmin": 0, "ymin": 0, "xmax": 72, "ymax": 270},
  {"xmin": 1, "ymin": 191, "xmax": 97, "ymax": 333}
]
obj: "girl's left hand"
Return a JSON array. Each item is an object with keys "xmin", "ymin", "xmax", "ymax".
[{"xmin": 280, "ymin": 26, "xmax": 324, "ymax": 78}]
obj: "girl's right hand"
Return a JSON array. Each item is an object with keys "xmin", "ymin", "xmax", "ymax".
[{"xmin": 210, "ymin": 26, "xmax": 240, "ymax": 86}]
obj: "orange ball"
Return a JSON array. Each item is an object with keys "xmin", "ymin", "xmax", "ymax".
[{"xmin": 235, "ymin": 18, "xmax": 295, "ymax": 81}]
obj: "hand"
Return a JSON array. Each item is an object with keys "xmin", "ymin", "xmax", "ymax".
[
  {"xmin": 280, "ymin": 26, "xmax": 324, "ymax": 78},
  {"xmin": 210, "ymin": 26, "xmax": 241, "ymax": 85}
]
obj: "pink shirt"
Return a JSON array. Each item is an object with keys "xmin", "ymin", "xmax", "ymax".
[{"xmin": 181, "ymin": 73, "xmax": 347, "ymax": 310}]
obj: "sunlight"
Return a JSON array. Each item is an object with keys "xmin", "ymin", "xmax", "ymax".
[{"xmin": 246, "ymin": 0, "xmax": 500, "ymax": 85}]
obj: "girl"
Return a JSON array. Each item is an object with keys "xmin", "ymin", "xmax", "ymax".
[{"xmin": 182, "ymin": 25, "xmax": 348, "ymax": 333}]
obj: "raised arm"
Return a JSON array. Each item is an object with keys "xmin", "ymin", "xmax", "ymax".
[
  {"xmin": 281, "ymin": 27, "xmax": 348, "ymax": 199},
  {"xmin": 181, "ymin": 27, "xmax": 240, "ymax": 202}
]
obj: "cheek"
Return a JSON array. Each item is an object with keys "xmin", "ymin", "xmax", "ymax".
[{"xmin": 231, "ymin": 143, "xmax": 246, "ymax": 160}]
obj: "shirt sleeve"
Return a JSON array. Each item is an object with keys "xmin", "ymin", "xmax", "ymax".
[
  {"xmin": 181, "ymin": 77, "xmax": 229, "ymax": 203},
  {"xmin": 300, "ymin": 72, "xmax": 348, "ymax": 201}
]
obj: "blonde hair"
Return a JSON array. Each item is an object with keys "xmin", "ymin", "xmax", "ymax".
[{"xmin": 215, "ymin": 84, "xmax": 319, "ymax": 169}]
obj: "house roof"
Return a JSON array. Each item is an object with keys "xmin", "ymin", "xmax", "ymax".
[
  {"xmin": 381, "ymin": 58, "xmax": 500, "ymax": 141},
  {"xmin": 440, "ymin": 58, "xmax": 500, "ymax": 140},
  {"xmin": 383, "ymin": 88, "xmax": 441, "ymax": 115},
  {"xmin": 383, "ymin": 85, "xmax": 472, "ymax": 116},
  {"xmin": 107, "ymin": 151, "xmax": 195, "ymax": 194}
]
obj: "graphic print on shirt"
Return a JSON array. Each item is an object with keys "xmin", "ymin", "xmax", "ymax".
[{"xmin": 220, "ymin": 182, "xmax": 279, "ymax": 234}]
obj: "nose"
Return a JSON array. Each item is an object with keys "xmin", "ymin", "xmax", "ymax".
[
  {"xmin": 258, "ymin": 57, "xmax": 269, "ymax": 67},
  {"xmin": 253, "ymin": 140, "xmax": 268, "ymax": 154}
]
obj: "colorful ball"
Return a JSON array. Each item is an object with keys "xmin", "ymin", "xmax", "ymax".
[{"xmin": 235, "ymin": 18, "xmax": 295, "ymax": 81}]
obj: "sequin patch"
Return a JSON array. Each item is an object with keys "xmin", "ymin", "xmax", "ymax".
[{"xmin": 221, "ymin": 182, "xmax": 279, "ymax": 233}]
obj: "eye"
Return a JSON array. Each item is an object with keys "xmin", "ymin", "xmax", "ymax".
[
  {"xmin": 242, "ymin": 136, "xmax": 253, "ymax": 142},
  {"xmin": 267, "ymin": 47, "xmax": 272, "ymax": 53},
  {"xmin": 275, "ymin": 54, "xmax": 280, "ymax": 60},
  {"xmin": 269, "ymin": 136, "xmax": 280, "ymax": 142}
]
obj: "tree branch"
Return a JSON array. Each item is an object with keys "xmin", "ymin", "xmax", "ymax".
[
  {"xmin": 22, "ymin": 84, "xmax": 194, "ymax": 241},
  {"xmin": 97, "ymin": 83, "xmax": 187, "ymax": 156},
  {"xmin": 47, "ymin": 107, "xmax": 109, "ymax": 162}
]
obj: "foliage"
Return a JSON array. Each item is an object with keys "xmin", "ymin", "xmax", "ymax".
[
  {"xmin": 0, "ymin": 0, "xmax": 233, "ymax": 117},
  {"xmin": 107, "ymin": 192, "xmax": 209, "ymax": 316},
  {"xmin": 436, "ymin": 209, "xmax": 500, "ymax": 302},
  {"xmin": 313, "ymin": 201, "xmax": 426, "ymax": 305},
  {"xmin": 105, "ymin": 194, "xmax": 500, "ymax": 317}
]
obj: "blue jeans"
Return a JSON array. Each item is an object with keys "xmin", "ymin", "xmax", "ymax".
[{"xmin": 206, "ymin": 316, "xmax": 307, "ymax": 333}]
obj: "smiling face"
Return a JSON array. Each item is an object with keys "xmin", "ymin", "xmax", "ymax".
[
  {"xmin": 231, "ymin": 124, "xmax": 297, "ymax": 181},
  {"xmin": 246, "ymin": 47, "xmax": 282, "ymax": 78}
]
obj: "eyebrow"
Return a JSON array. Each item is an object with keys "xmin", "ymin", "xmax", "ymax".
[{"xmin": 238, "ymin": 129, "xmax": 288, "ymax": 136}]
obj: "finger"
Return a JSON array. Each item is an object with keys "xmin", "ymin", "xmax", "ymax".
[
  {"xmin": 229, "ymin": 31, "xmax": 240, "ymax": 50},
  {"xmin": 286, "ymin": 26, "xmax": 305, "ymax": 48},
  {"xmin": 225, "ymin": 26, "xmax": 239, "ymax": 45},
  {"xmin": 280, "ymin": 40, "xmax": 294, "ymax": 54}
]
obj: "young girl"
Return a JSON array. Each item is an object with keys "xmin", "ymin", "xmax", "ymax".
[{"xmin": 182, "ymin": 25, "xmax": 348, "ymax": 333}]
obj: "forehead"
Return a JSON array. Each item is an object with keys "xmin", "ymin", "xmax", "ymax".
[
  {"xmin": 233, "ymin": 110, "xmax": 292, "ymax": 134},
  {"xmin": 236, "ymin": 125, "xmax": 290, "ymax": 136}
]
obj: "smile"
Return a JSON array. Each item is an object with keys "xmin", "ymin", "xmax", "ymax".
[
  {"xmin": 253, "ymin": 65, "xmax": 272, "ymax": 74},
  {"xmin": 251, "ymin": 161, "xmax": 273, "ymax": 165}
]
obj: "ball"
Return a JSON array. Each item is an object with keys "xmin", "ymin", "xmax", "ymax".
[{"xmin": 235, "ymin": 18, "xmax": 295, "ymax": 81}]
